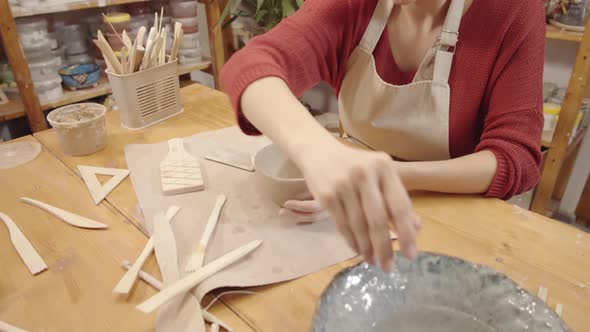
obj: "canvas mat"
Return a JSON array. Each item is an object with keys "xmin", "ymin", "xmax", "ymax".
[{"xmin": 124, "ymin": 126, "xmax": 357, "ymax": 300}]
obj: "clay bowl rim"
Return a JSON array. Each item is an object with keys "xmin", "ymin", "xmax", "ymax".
[
  {"xmin": 47, "ymin": 102, "xmax": 106, "ymax": 127},
  {"xmin": 254, "ymin": 143, "xmax": 305, "ymax": 183}
]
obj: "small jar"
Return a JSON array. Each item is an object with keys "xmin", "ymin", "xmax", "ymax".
[
  {"xmin": 105, "ymin": 32, "xmax": 125, "ymax": 52},
  {"xmin": 175, "ymin": 17, "xmax": 199, "ymax": 34},
  {"xmin": 65, "ymin": 39, "xmax": 89, "ymax": 56},
  {"xmin": 170, "ymin": 0, "xmax": 198, "ymax": 18},
  {"xmin": 59, "ymin": 24, "xmax": 86, "ymax": 41},
  {"xmin": 35, "ymin": 76, "xmax": 64, "ymax": 103},
  {"xmin": 180, "ymin": 32, "xmax": 200, "ymax": 49},
  {"xmin": 17, "ymin": 18, "xmax": 49, "ymax": 50},
  {"xmin": 178, "ymin": 47, "xmax": 202, "ymax": 64},
  {"xmin": 67, "ymin": 53, "xmax": 95, "ymax": 65},
  {"xmin": 29, "ymin": 57, "xmax": 61, "ymax": 81},
  {"xmin": 103, "ymin": 12, "xmax": 131, "ymax": 33}
]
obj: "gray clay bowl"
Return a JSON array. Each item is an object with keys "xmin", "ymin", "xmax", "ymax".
[
  {"xmin": 313, "ymin": 252, "xmax": 570, "ymax": 332},
  {"xmin": 253, "ymin": 143, "xmax": 310, "ymax": 206}
]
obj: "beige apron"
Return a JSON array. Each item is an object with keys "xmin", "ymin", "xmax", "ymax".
[{"xmin": 338, "ymin": 0, "xmax": 466, "ymax": 161}]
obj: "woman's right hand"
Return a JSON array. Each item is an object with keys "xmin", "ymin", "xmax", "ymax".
[{"xmin": 294, "ymin": 140, "xmax": 420, "ymax": 272}]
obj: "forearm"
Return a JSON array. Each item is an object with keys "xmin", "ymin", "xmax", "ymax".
[
  {"xmin": 399, "ymin": 150, "xmax": 497, "ymax": 194},
  {"xmin": 241, "ymin": 77, "xmax": 338, "ymax": 164}
]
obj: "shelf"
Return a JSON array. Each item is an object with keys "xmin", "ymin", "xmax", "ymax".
[
  {"xmin": 11, "ymin": 0, "xmax": 149, "ymax": 18},
  {"xmin": 41, "ymin": 74, "xmax": 112, "ymax": 111},
  {"xmin": 178, "ymin": 60, "xmax": 211, "ymax": 75},
  {"xmin": 1, "ymin": 60, "xmax": 211, "ymax": 120},
  {"xmin": 0, "ymin": 98, "xmax": 25, "ymax": 121},
  {"xmin": 546, "ymin": 24, "xmax": 583, "ymax": 42}
]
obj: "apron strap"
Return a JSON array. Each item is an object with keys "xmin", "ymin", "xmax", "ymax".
[
  {"xmin": 358, "ymin": 0, "xmax": 395, "ymax": 53},
  {"xmin": 433, "ymin": 0, "xmax": 466, "ymax": 83}
]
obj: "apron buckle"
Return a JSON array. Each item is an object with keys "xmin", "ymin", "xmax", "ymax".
[{"xmin": 437, "ymin": 30, "xmax": 459, "ymax": 54}]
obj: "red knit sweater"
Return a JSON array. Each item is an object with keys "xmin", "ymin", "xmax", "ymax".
[{"xmin": 220, "ymin": 0, "xmax": 546, "ymax": 199}]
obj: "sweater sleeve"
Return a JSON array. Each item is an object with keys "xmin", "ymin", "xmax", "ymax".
[
  {"xmin": 475, "ymin": 3, "xmax": 546, "ymax": 199},
  {"xmin": 220, "ymin": 0, "xmax": 359, "ymax": 134}
]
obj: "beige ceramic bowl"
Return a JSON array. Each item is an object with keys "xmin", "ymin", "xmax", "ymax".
[{"xmin": 254, "ymin": 144, "xmax": 310, "ymax": 206}]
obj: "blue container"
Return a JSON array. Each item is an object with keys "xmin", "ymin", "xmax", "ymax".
[{"xmin": 59, "ymin": 64, "xmax": 100, "ymax": 90}]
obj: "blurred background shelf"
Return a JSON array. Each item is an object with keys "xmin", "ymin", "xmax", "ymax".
[
  {"xmin": 546, "ymin": 24, "xmax": 583, "ymax": 42},
  {"xmin": 11, "ymin": 0, "xmax": 149, "ymax": 18},
  {"xmin": 0, "ymin": 59, "xmax": 211, "ymax": 120},
  {"xmin": 0, "ymin": 98, "xmax": 25, "ymax": 121}
]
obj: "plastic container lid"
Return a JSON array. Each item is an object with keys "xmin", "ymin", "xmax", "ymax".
[
  {"xmin": 16, "ymin": 18, "xmax": 48, "ymax": 32},
  {"xmin": 543, "ymin": 103, "xmax": 561, "ymax": 116},
  {"xmin": 104, "ymin": 12, "xmax": 131, "ymax": 23}
]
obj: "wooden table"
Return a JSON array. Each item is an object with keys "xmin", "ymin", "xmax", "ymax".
[
  {"xmin": 3, "ymin": 83, "xmax": 590, "ymax": 331},
  {"xmin": 0, "ymin": 101, "xmax": 252, "ymax": 330}
]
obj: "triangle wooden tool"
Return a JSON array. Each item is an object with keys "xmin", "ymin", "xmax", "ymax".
[
  {"xmin": 78, "ymin": 166, "xmax": 130, "ymax": 205},
  {"xmin": 160, "ymin": 138, "xmax": 204, "ymax": 195}
]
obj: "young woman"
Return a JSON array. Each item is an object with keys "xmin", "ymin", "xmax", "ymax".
[{"xmin": 220, "ymin": 0, "xmax": 545, "ymax": 271}]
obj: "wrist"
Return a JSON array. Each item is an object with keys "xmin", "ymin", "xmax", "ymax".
[{"xmin": 396, "ymin": 161, "xmax": 422, "ymax": 191}]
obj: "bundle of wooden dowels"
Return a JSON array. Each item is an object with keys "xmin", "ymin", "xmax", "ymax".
[{"xmin": 94, "ymin": 9, "xmax": 184, "ymax": 75}]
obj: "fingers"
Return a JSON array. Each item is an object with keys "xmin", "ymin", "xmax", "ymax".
[
  {"xmin": 381, "ymin": 165, "xmax": 418, "ymax": 259},
  {"xmin": 355, "ymin": 166, "xmax": 393, "ymax": 272},
  {"xmin": 318, "ymin": 192, "xmax": 359, "ymax": 253},
  {"xmin": 279, "ymin": 207, "xmax": 330, "ymax": 224},
  {"xmin": 283, "ymin": 200, "xmax": 323, "ymax": 213},
  {"xmin": 340, "ymin": 181, "xmax": 373, "ymax": 264}
]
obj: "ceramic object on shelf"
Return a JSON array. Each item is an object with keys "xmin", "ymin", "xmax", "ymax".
[
  {"xmin": 103, "ymin": 12, "xmax": 131, "ymax": 33},
  {"xmin": 59, "ymin": 64, "xmax": 100, "ymax": 90},
  {"xmin": 29, "ymin": 57, "xmax": 61, "ymax": 81},
  {"xmin": 35, "ymin": 76, "xmax": 63, "ymax": 103},
  {"xmin": 175, "ymin": 16, "xmax": 199, "ymax": 34},
  {"xmin": 59, "ymin": 24, "xmax": 86, "ymax": 41},
  {"xmin": 313, "ymin": 253, "xmax": 571, "ymax": 332},
  {"xmin": 17, "ymin": 18, "xmax": 49, "ymax": 50},
  {"xmin": 51, "ymin": 46, "xmax": 66, "ymax": 65},
  {"xmin": 180, "ymin": 32, "xmax": 200, "ymax": 49},
  {"xmin": 47, "ymin": 103, "xmax": 107, "ymax": 156},
  {"xmin": 65, "ymin": 39, "xmax": 89, "ymax": 56},
  {"xmin": 170, "ymin": 0, "xmax": 198, "ymax": 18},
  {"xmin": 66, "ymin": 53, "xmax": 95, "ymax": 65},
  {"xmin": 105, "ymin": 32, "xmax": 125, "ymax": 52},
  {"xmin": 253, "ymin": 143, "xmax": 310, "ymax": 206}
]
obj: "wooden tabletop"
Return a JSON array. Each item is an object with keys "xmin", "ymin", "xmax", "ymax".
[
  {"xmin": 0, "ymin": 132, "xmax": 252, "ymax": 329},
  {"xmin": 16, "ymin": 83, "xmax": 590, "ymax": 331}
]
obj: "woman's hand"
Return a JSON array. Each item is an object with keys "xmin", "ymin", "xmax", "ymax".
[{"xmin": 294, "ymin": 141, "xmax": 420, "ymax": 272}]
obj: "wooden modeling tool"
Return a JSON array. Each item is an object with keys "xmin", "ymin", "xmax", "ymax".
[
  {"xmin": 95, "ymin": 31, "xmax": 123, "ymax": 74},
  {"xmin": 121, "ymin": 30, "xmax": 133, "ymax": 49},
  {"xmin": 21, "ymin": 197, "xmax": 108, "ymax": 229},
  {"xmin": 120, "ymin": 47, "xmax": 128, "ymax": 74},
  {"xmin": 160, "ymin": 138, "xmax": 204, "ymax": 195},
  {"xmin": 210, "ymin": 324, "xmax": 220, "ymax": 332},
  {"xmin": 120, "ymin": 262, "xmax": 234, "ymax": 331},
  {"xmin": 0, "ymin": 212, "xmax": 47, "ymax": 275},
  {"xmin": 185, "ymin": 195, "xmax": 226, "ymax": 272},
  {"xmin": 136, "ymin": 240, "xmax": 263, "ymax": 313},
  {"xmin": 0, "ymin": 320, "xmax": 29, "ymax": 332},
  {"xmin": 78, "ymin": 166, "xmax": 130, "ymax": 205},
  {"xmin": 113, "ymin": 206, "xmax": 180, "ymax": 294},
  {"xmin": 204, "ymin": 148, "xmax": 255, "ymax": 172}
]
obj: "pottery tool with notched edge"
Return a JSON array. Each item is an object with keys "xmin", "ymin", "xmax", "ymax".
[{"xmin": 160, "ymin": 138, "xmax": 204, "ymax": 195}]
